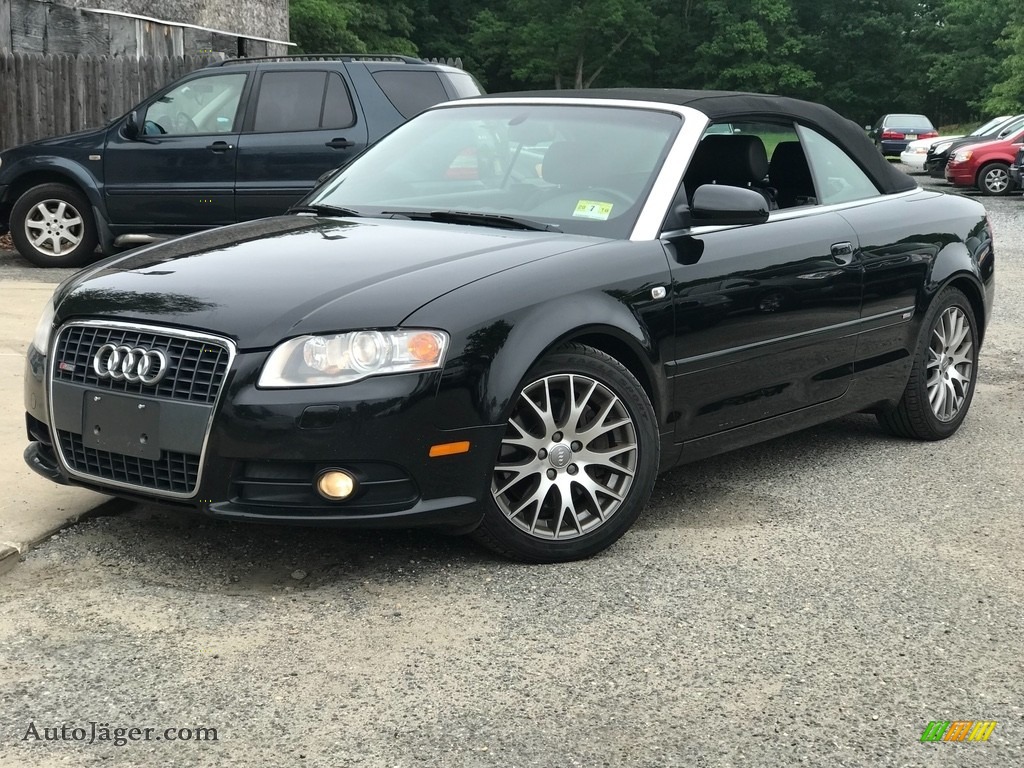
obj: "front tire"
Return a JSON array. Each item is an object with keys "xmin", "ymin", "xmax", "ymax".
[
  {"xmin": 472, "ymin": 344, "xmax": 659, "ymax": 563},
  {"xmin": 10, "ymin": 183, "xmax": 98, "ymax": 267},
  {"xmin": 877, "ymin": 288, "xmax": 978, "ymax": 440},
  {"xmin": 977, "ymin": 162, "xmax": 1011, "ymax": 196}
]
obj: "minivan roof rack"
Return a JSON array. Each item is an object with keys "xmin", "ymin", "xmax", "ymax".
[{"xmin": 210, "ymin": 54, "xmax": 427, "ymax": 67}]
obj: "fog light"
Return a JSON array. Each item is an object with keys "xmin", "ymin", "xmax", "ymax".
[{"xmin": 316, "ymin": 469, "xmax": 356, "ymax": 501}]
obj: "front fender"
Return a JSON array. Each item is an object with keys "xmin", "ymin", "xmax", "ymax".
[
  {"xmin": 485, "ymin": 294, "xmax": 663, "ymax": 424},
  {"xmin": 0, "ymin": 155, "xmax": 104, "ymax": 211}
]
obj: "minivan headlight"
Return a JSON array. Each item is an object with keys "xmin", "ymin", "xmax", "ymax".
[
  {"xmin": 258, "ymin": 329, "xmax": 449, "ymax": 388},
  {"xmin": 952, "ymin": 150, "xmax": 973, "ymax": 163}
]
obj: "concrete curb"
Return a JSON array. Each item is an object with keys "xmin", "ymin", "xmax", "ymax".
[{"xmin": 0, "ymin": 497, "xmax": 133, "ymax": 575}]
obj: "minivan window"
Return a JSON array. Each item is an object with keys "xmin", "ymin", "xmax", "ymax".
[
  {"xmin": 372, "ymin": 71, "xmax": 450, "ymax": 118},
  {"xmin": 144, "ymin": 73, "xmax": 246, "ymax": 135},
  {"xmin": 254, "ymin": 71, "xmax": 328, "ymax": 132}
]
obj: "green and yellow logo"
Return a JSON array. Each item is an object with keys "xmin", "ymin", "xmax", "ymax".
[{"xmin": 920, "ymin": 720, "xmax": 996, "ymax": 742}]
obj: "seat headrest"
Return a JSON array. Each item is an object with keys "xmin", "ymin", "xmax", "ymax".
[
  {"xmin": 685, "ymin": 134, "xmax": 770, "ymax": 188},
  {"xmin": 768, "ymin": 141, "xmax": 812, "ymax": 182}
]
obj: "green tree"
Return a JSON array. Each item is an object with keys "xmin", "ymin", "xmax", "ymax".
[
  {"xmin": 919, "ymin": 0, "xmax": 1016, "ymax": 124},
  {"xmin": 685, "ymin": 0, "xmax": 816, "ymax": 94},
  {"xmin": 985, "ymin": 3, "xmax": 1024, "ymax": 114},
  {"xmin": 469, "ymin": 0, "xmax": 658, "ymax": 90},
  {"xmin": 290, "ymin": 0, "xmax": 418, "ymax": 55}
]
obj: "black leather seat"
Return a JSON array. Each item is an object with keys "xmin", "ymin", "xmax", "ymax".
[
  {"xmin": 768, "ymin": 141, "xmax": 817, "ymax": 208},
  {"xmin": 683, "ymin": 134, "xmax": 774, "ymax": 207}
]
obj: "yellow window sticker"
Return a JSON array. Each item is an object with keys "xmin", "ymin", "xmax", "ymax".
[{"xmin": 573, "ymin": 200, "xmax": 614, "ymax": 220}]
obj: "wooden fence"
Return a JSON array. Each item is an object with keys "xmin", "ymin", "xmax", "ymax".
[{"xmin": 0, "ymin": 52, "xmax": 222, "ymax": 150}]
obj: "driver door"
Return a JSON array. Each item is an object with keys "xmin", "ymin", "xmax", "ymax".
[{"xmin": 104, "ymin": 71, "xmax": 249, "ymax": 231}]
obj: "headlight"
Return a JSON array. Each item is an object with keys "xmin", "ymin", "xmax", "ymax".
[
  {"xmin": 31, "ymin": 297, "xmax": 57, "ymax": 354},
  {"xmin": 258, "ymin": 329, "xmax": 449, "ymax": 388},
  {"xmin": 952, "ymin": 150, "xmax": 973, "ymax": 163},
  {"xmin": 934, "ymin": 142, "xmax": 952, "ymax": 154}
]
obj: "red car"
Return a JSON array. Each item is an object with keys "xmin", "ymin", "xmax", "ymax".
[{"xmin": 945, "ymin": 126, "xmax": 1024, "ymax": 195}]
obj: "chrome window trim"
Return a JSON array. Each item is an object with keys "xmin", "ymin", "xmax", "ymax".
[{"xmin": 47, "ymin": 319, "xmax": 236, "ymax": 500}]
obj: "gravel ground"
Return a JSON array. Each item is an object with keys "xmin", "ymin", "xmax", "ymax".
[{"xmin": 1, "ymin": 173, "xmax": 1023, "ymax": 767}]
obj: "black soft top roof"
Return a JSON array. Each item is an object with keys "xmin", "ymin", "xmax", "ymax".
[{"xmin": 480, "ymin": 88, "xmax": 916, "ymax": 195}]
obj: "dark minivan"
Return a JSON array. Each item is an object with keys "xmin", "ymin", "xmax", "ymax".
[{"xmin": 0, "ymin": 55, "xmax": 483, "ymax": 266}]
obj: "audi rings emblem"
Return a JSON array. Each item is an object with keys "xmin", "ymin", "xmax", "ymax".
[{"xmin": 92, "ymin": 343, "xmax": 168, "ymax": 385}]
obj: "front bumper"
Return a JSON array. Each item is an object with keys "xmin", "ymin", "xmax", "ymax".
[
  {"xmin": 0, "ymin": 183, "xmax": 9, "ymax": 234},
  {"xmin": 944, "ymin": 163, "xmax": 975, "ymax": 187},
  {"xmin": 900, "ymin": 149, "xmax": 927, "ymax": 169},
  {"xmin": 24, "ymin": 342, "xmax": 500, "ymax": 530},
  {"xmin": 1011, "ymin": 165, "xmax": 1023, "ymax": 188}
]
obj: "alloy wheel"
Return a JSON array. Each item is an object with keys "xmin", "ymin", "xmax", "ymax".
[
  {"xmin": 981, "ymin": 167, "xmax": 1009, "ymax": 194},
  {"xmin": 491, "ymin": 373, "xmax": 638, "ymax": 540},
  {"xmin": 927, "ymin": 306, "xmax": 974, "ymax": 422},
  {"xmin": 24, "ymin": 199, "xmax": 85, "ymax": 257}
]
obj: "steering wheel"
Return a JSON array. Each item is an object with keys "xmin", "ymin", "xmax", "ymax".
[{"xmin": 172, "ymin": 112, "xmax": 198, "ymax": 134}]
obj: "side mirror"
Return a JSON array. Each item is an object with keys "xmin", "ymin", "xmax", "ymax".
[
  {"xmin": 690, "ymin": 184, "xmax": 770, "ymax": 226},
  {"xmin": 124, "ymin": 110, "xmax": 140, "ymax": 140}
]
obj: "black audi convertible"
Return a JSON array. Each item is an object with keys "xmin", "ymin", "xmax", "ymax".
[{"xmin": 24, "ymin": 89, "xmax": 995, "ymax": 562}]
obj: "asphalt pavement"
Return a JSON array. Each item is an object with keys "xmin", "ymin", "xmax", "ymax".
[{"xmin": 0, "ymin": 176, "xmax": 1022, "ymax": 767}]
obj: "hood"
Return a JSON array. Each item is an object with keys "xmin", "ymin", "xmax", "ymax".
[
  {"xmin": 5, "ymin": 124, "xmax": 109, "ymax": 154},
  {"xmin": 57, "ymin": 215, "xmax": 598, "ymax": 348}
]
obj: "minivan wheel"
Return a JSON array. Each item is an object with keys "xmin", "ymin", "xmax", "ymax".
[
  {"xmin": 10, "ymin": 183, "xmax": 98, "ymax": 267},
  {"xmin": 472, "ymin": 344, "xmax": 659, "ymax": 563},
  {"xmin": 977, "ymin": 162, "xmax": 1011, "ymax": 196},
  {"xmin": 877, "ymin": 288, "xmax": 978, "ymax": 440}
]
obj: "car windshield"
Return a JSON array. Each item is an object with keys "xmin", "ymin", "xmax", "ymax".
[
  {"xmin": 306, "ymin": 103, "xmax": 684, "ymax": 239},
  {"xmin": 972, "ymin": 116, "xmax": 1011, "ymax": 135}
]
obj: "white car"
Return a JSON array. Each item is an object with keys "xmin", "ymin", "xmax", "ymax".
[{"xmin": 901, "ymin": 135, "xmax": 962, "ymax": 170}]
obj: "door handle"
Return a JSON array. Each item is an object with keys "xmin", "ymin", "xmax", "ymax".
[
  {"xmin": 831, "ymin": 242, "xmax": 855, "ymax": 265},
  {"xmin": 325, "ymin": 138, "xmax": 356, "ymax": 149},
  {"xmin": 206, "ymin": 141, "xmax": 234, "ymax": 152}
]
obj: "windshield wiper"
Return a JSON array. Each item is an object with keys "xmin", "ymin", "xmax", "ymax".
[
  {"xmin": 289, "ymin": 204, "xmax": 363, "ymax": 217},
  {"xmin": 382, "ymin": 210, "xmax": 561, "ymax": 232}
]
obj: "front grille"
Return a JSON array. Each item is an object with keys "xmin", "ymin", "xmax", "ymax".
[
  {"xmin": 54, "ymin": 325, "xmax": 230, "ymax": 404},
  {"xmin": 58, "ymin": 430, "xmax": 199, "ymax": 494}
]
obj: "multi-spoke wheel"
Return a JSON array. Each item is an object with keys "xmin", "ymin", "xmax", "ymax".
[
  {"xmin": 473, "ymin": 344, "xmax": 658, "ymax": 562},
  {"xmin": 977, "ymin": 163, "xmax": 1011, "ymax": 196},
  {"xmin": 10, "ymin": 183, "xmax": 98, "ymax": 267},
  {"xmin": 878, "ymin": 288, "xmax": 979, "ymax": 440}
]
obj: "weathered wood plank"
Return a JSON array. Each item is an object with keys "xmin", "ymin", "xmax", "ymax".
[
  {"xmin": 45, "ymin": 3, "xmax": 107, "ymax": 56},
  {"xmin": 0, "ymin": 53, "xmax": 17, "ymax": 149},
  {"xmin": 10, "ymin": 0, "xmax": 46, "ymax": 54},
  {"xmin": 0, "ymin": 0, "xmax": 13, "ymax": 53}
]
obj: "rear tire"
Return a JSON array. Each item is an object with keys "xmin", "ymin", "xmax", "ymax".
[
  {"xmin": 472, "ymin": 344, "xmax": 659, "ymax": 563},
  {"xmin": 10, "ymin": 183, "xmax": 98, "ymax": 267},
  {"xmin": 977, "ymin": 162, "xmax": 1011, "ymax": 196},
  {"xmin": 877, "ymin": 288, "xmax": 978, "ymax": 440}
]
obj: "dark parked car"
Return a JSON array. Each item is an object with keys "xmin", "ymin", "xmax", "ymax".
[
  {"xmin": 24, "ymin": 89, "xmax": 995, "ymax": 563},
  {"xmin": 867, "ymin": 113, "xmax": 937, "ymax": 156},
  {"xmin": 0, "ymin": 54, "xmax": 483, "ymax": 267},
  {"xmin": 926, "ymin": 114, "xmax": 1024, "ymax": 179}
]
